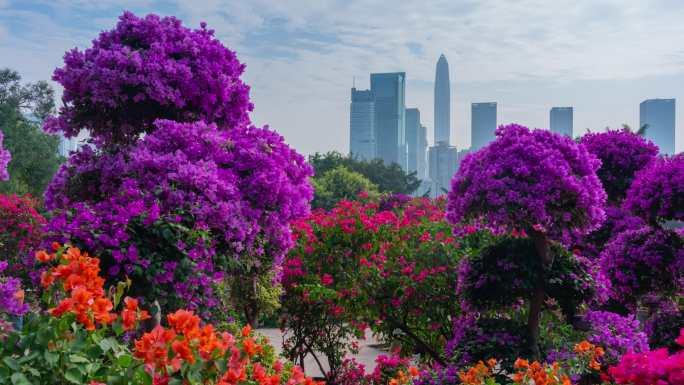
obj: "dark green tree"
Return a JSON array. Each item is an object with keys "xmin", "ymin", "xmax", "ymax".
[
  {"xmin": 308, "ymin": 151, "xmax": 421, "ymax": 195},
  {"xmin": 0, "ymin": 69, "xmax": 63, "ymax": 197}
]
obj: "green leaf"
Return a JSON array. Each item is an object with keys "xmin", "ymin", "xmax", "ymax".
[
  {"xmin": 64, "ymin": 367, "xmax": 83, "ymax": 384},
  {"xmin": 116, "ymin": 354, "xmax": 133, "ymax": 368},
  {"xmin": 2, "ymin": 357, "xmax": 20, "ymax": 371},
  {"xmin": 44, "ymin": 351, "xmax": 59, "ymax": 366},
  {"xmin": 10, "ymin": 373, "xmax": 32, "ymax": 385},
  {"xmin": 69, "ymin": 354, "xmax": 89, "ymax": 364}
]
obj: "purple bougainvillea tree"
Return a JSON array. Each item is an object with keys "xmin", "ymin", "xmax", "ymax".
[
  {"xmin": 43, "ymin": 12, "xmax": 313, "ymax": 321},
  {"xmin": 447, "ymin": 123, "xmax": 606, "ymax": 358}
]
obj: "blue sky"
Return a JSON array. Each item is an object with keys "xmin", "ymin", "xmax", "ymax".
[{"xmin": 1, "ymin": 0, "xmax": 684, "ymax": 154}]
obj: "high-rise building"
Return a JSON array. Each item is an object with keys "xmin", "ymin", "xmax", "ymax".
[
  {"xmin": 550, "ymin": 107, "xmax": 573, "ymax": 137},
  {"xmin": 406, "ymin": 108, "xmax": 420, "ymax": 174},
  {"xmin": 371, "ymin": 72, "xmax": 406, "ymax": 169},
  {"xmin": 434, "ymin": 54, "xmax": 450, "ymax": 145},
  {"xmin": 428, "ymin": 142, "xmax": 459, "ymax": 196},
  {"xmin": 417, "ymin": 124, "xmax": 428, "ymax": 180},
  {"xmin": 471, "ymin": 102, "xmax": 497, "ymax": 150},
  {"xmin": 640, "ymin": 98, "xmax": 676, "ymax": 155},
  {"xmin": 349, "ymin": 88, "xmax": 376, "ymax": 160}
]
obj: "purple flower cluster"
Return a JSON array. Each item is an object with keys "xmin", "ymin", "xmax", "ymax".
[
  {"xmin": 580, "ymin": 129, "xmax": 658, "ymax": 203},
  {"xmin": 0, "ymin": 131, "xmax": 10, "ymax": 181},
  {"xmin": 44, "ymin": 11, "xmax": 252, "ymax": 146},
  {"xmin": 414, "ymin": 365, "xmax": 461, "ymax": 385},
  {"xmin": 378, "ymin": 193, "xmax": 412, "ymax": 212},
  {"xmin": 0, "ymin": 261, "xmax": 28, "ymax": 317},
  {"xmin": 599, "ymin": 226, "xmax": 684, "ymax": 305},
  {"xmin": 574, "ymin": 205, "xmax": 645, "ymax": 259},
  {"xmin": 46, "ymin": 120, "xmax": 312, "ymax": 312},
  {"xmin": 43, "ymin": 12, "xmax": 314, "ymax": 315},
  {"xmin": 447, "ymin": 124, "xmax": 606, "ymax": 241},
  {"xmin": 584, "ymin": 310, "xmax": 649, "ymax": 364},
  {"xmin": 624, "ymin": 154, "xmax": 684, "ymax": 224}
]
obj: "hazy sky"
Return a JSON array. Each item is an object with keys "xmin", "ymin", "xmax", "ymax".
[{"xmin": 2, "ymin": 0, "xmax": 684, "ymax": 154}]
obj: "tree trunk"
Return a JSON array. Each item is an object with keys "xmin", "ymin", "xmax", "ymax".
[{"xmin": 528, "ymin": 230, "xmax": 553, "ymax": 360}]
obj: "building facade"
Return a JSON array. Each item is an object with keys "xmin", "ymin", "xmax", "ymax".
[
  {"xmin": 417, "ymin": 124, "xmax": 428, "ymax": 180},
  {"xmin": 371, "ymin": 72, "xmax": 406, "ymax": 169},
  {"xmin": 471, "ymin": 102, "xmax": 497, "ymax": 151},
  {"xmin": 406, "ymin": 108, "xmax": 420, "ymax": 175},
  {"xmin": 550, "ymin": 107, "xmax": 573, "ymax": 137},
  {"xmin": 640, "ymin": 98, "xmax": 676, "ymax": 155},
  {"xmin": 434, "ymin": 54, "xmax": 450, "ymax": 145},
  {"xmin": 349, "ymin": 88, "xmax": 376, "ymax": 160},
  {"xmin": 428, "ymin": 142, "xmax": 460, "ymax": 197}
]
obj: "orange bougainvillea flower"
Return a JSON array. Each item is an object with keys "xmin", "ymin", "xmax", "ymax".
[
  {"xmin": 36, "ymin": 250, "xmax": 53, "ymax": 263},
  {"xmin": 121, "ymin": 297, "xmax": 150, "ymax": 331},
  {"xmin": 167, "ymin": 309, "xmax": 201, "ymax": 336},
  {"xmin": 134, "ymin": 325, "xmax": 177, "ymax": 370}
]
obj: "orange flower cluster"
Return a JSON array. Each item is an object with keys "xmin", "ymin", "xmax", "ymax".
[
  {"xmin": 135, "ymin": 309, "xmax": 234, "ymax": 373},
  {"xmin": 573, "ymin": 340, "xmax": 604, "ymax": 371},
  {"xmin": 39, "ymin": 246, "xmax": 116, "ymax": 330},
  {"xmin": 389, "ymin": 366, "xmax": 420, "ymax": 385},
  {"xmin": 458, "ymin": 359, "xmax": 497, "ymax": 385},
  {"xmin": 38, "ymin": 244, "xmax": 149, "ymax": 331},
  {"xmin": 513, "ymin": 359, "xmax": 571, "ymax": 385}
]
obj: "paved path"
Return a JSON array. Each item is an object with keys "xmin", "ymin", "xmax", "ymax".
[{"xmin": 256, "ymin": 328, "xmax": 387, "ymax": 378}]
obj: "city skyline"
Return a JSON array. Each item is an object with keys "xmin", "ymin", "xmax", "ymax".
[
  {"xmin": 2, "ymin": 1, "xmax": 684, "ymax": 155},
  {"xmin": 434, "ymin": 54, "xmax": 450, "ymax": 145}
]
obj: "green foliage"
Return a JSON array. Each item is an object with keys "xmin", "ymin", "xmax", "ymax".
[
  {"xmin": 308, "ymin": 151, "xmax": 421, "ymax": 195},
  {"xmin": 311, "ymin": 165, "xmax": 379, "ymax": 209},
  {"xmin": 0, "ymin": 69, "xmax": 63, "ymax": 198}
]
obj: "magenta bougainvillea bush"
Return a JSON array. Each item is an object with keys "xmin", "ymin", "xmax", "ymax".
[
  {"xmin": 43, "ymin": 12, "xmax": 313, "ymax": 317},
  {"xmin": 0, "ymin": 194, "xmax": 46, "ymax": 283},
  {"xmin": 44, "ymin": 12, "xmax": 252, "ymax": 146},
  {"xmin": 599, "ymin": 226, "xmax": 684, "ymax": 306},
  {"xmin": 623, "ymin": 154, "xmax": 684, "ymax": 224},
  {"xmin": 447, "ymin": 123, "xmax": 606, "ymax": 241},
  {"xmin": 572, "ymin": 205, "xmax": 645, "ymax": 259},
  {"xmin": 580, "ymin": 129, "xmax": 658, "ymax": 203}
]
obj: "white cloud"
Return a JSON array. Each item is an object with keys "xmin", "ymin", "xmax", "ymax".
[{"xmin": 2, "ymin": 0, "xmax": 684, "ymax": 153}]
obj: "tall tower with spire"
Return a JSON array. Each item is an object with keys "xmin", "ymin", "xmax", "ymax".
[{"xmin": 434, "ymin": 54, "xmax": 450, "ymax": 145}]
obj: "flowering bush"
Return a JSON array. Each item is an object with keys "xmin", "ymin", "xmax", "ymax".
[
  {"xmin": 46, "ymin": 120, "xmax": 312, "ymax": 317},
  {"xmin": 0, "ymin": 194, "xmax": 46, "ymax": 283},
  {"xmin": 583, "ymin": 310, "xmax": 649, "ymax": 364},
  {"xmin": 457, "ymin": 236, "xmax": 603, "ymax": 317},
  {"xmin": 607, "ymin": 328, "xmax": 684, "ymax": 385},
  {"xmin": 624, "ymin": 154, "xmax": 684, "ymax": 224},
  {"xmin": 43, "ymin": 11, "xmax": 313, "ymax": 320},
  {"xmin": 645, "ymin": 300, "xmax": 684, "ymax": 352},
  {"xmin": 0, "ymin": 245, "xmax": 320, "ymax": 385},
  {"xmin": 0, "ymin": 261, "xmax": 27, "ymax": 318},
  {"xmin": 447, "ymin": 124, "xmax": 606, "ymax": 359},
  {"xmin": 448, "ymin": 123, "xmax": 606, "ymax": 241},
  {"xmin": 599, "ymin": 226, "xmax": 684, "ymax": 305},
  {"xmin": 579, "ymin": 128, "xmax": 658, "ymax": 203},
  {"xmin": 572, "ymin": 205, "xmax": 644, "ymax": 259},
  {"xmin": 44, "ymin": 12, "xmax": 252, "ymax": 146},
  {"xmin": 282, "ymin": 195, "xmax": 466, "ymax": 377}
]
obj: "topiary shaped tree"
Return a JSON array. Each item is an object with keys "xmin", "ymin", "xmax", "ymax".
[
  {"xmin": 447, "ymin": 123, "xmax": 606, "ymax": 358},
  {"xmin": 580, "ymin": 128, "xmax": 658, "ymax": 204},
  {"xmin": 43, "ymin": 12, "xmax": 313, "ymax": 321}
]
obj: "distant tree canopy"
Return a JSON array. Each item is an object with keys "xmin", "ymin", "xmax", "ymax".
[
  {"xmin": 308, "ymin": 151, "xmax": 421, "ymax": 196},
  {"xmin": 0, "ymin": 69, "xmax": 63, "ymax": 198},
  {"xmin": 311, "ymin": 165, "xmax": 378, "ymax": 210}
]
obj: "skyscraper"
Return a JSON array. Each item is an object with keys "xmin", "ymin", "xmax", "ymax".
[
  {"xmin": 471, "ymin": 102, "xmax": 497, "ymax": 150},
  {"xmin": 428, "ymin": 143, "xmax": 460, "ymax": 196},
  {"xmin": 349, "ymin": 88, "xmax": 376, "ymax": 160},
  {"xmin": 640, "ymin": 98, "xmax": 676, "ymax": 155},
  {"xmin": 550, "ymin": 107, "xmax": 573, "ymax": 137},
  {"xmin": 417, "ymin": 124, "xmax": 428, "ymax": 180},
  {"xmin": 434, "ymin": 54, "xmax": 450, "ymax": 145},
  {"xmin": 371, "ymin": 72, "xmax": 406, "ymax": 169},
  {"xmin": 405, "ymin": 108, "xmax": 420, "ymax": 174}
]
